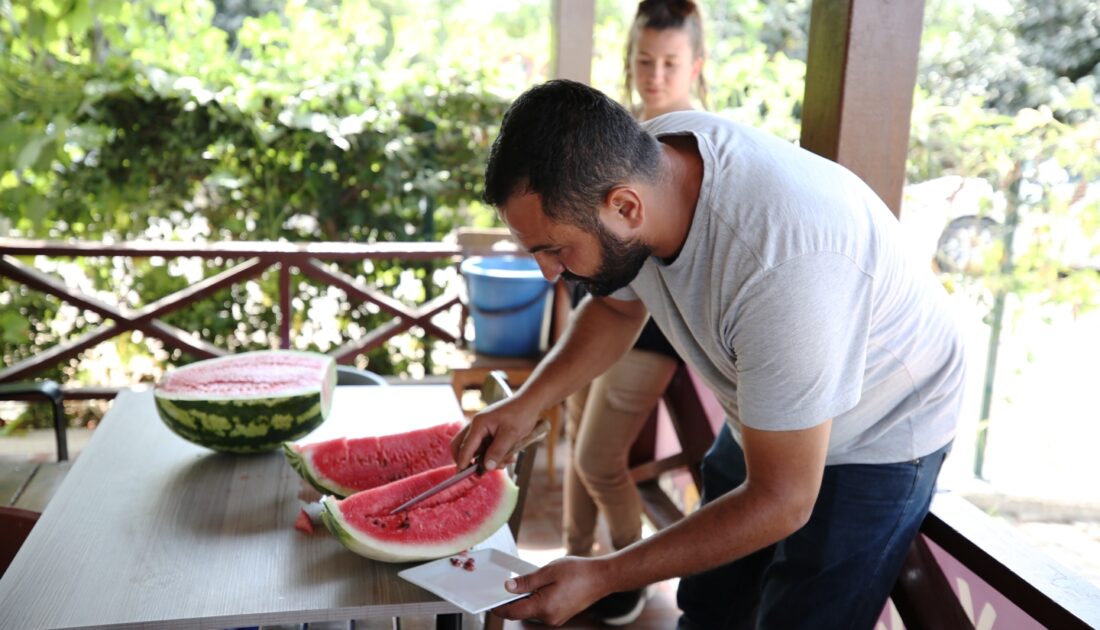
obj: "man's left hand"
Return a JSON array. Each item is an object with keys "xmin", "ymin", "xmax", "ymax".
[{"xmin": 491, "ymin": 556, "xmax": 610, "ymax": 626}]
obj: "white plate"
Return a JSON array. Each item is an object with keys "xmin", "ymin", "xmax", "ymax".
[{"xmin": 398, "ymin": 548, "xmax": 539, "ymax": 614}]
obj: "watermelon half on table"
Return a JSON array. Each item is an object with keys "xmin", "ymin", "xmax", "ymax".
[
  {"xmin": 154, "ymin": 350, "xmax": 337, "ymax": 454},
  {"xmin": 284, "ymin": 421, "xmax": 464, "ymax": 497},
  {"xmin": 321, "ymin": 464, "xmax": 518, "ymax": 562}
]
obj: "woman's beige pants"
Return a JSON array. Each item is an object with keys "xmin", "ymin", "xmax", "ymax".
[{"xmin": 564, "ymin": 348, "xmax": 678, "ymax": 555}]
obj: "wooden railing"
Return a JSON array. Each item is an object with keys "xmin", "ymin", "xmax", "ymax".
[
  {"xmin": 895, "ymin": 492, "xmax": 1100, "ymax": 629},
  {"xmin": 0, "ymin": 238, "xmax": 466, "ymax": 393}
]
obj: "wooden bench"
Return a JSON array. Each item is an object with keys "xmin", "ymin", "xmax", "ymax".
[{"xmin": 628, "ymin": 364, "xmax": 716, "ymax": 531}]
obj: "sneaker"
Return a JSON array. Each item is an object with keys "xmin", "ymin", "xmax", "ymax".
[{"xmin": 588, "ymin": 587, "xmax": 648, "ymax": 626}]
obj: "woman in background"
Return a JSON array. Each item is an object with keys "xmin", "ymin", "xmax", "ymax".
[{"xmin": 563, "ymin": 0, "xmax": 708, "ymax": 625}]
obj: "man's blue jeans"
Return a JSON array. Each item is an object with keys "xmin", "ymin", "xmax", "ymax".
[{"xmin": 677, "ymin": 425, "xmax": 951, "ymax": 630}]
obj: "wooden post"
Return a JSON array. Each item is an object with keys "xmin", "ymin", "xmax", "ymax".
[
  {"xmin": 800, "ymin": 0, "xmax": 926, "ymax": 217},
  {"xmin": 552, "ymin": 0, "xmax": 595, "ymax": 84},
  {"xmin": 279, "ymin": 262, "xmax": 291, "ymax": 349}
]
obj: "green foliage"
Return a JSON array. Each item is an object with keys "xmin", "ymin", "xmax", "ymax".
[
  {"xmin": 910, "ymin": 94, "xmax": 1100, "ymax": 314},
  {"xmin": 920, "ymin": 0, "xmax": 1100, "ymax": 118},
  {"xmin": 1, "ymin": 1, "xmax": 536, "ymax": 394}
]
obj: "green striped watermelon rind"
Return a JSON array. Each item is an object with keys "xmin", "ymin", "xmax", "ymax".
[
  {"xmin": 320, "ymin": 470, "xmax": 518, "ymax": 563},
  {"xmin": 153, "ymin": 351, "xmax": 336, "ymax": 454},
  {"xmin": 156, "ymin": 392, "xmax": 329, "ymax": 454},
  {"xmin": 283, "ymin": 441, "xmax": 358, "ymax": 496}
]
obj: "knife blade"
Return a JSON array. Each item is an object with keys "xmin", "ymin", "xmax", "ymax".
[{"xmin": 388, "ymin": 417, "xmax": 551, "ymax": 515}]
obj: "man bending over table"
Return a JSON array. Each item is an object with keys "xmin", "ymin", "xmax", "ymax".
[{"xmin": 452, "ymin": 79, "xmax": 965, "ymax": 630}]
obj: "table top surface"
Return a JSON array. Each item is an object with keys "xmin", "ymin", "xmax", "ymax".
[{"xmin": 0, "ymin": 384, "xmax": 506, "ymax": 630}]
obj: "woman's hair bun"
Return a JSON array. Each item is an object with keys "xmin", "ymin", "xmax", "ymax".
[{"xmin": 638, "ymin": 0, "xmax": 698, "ymax": 21}]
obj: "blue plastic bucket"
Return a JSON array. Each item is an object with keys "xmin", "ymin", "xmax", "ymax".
[{"xmin": 461, "ymin": 255, "xmax": 551, "ymax": 357}]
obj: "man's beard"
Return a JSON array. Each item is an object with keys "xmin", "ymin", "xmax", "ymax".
[{"xmin": 563, "ymin": 221, "xmax": 651, "ymax": 297}]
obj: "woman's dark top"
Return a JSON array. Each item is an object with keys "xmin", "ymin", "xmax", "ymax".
[{"xmin": 568, "ymin": 281, "xmax": 681, "ymax": 361}]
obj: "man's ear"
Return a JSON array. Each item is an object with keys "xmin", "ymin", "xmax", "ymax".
[{"xmin": 602, "ymin": 186, "xmax": 644, "ymax": 230}]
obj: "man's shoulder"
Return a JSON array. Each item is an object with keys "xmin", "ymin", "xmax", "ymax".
[
  {"xmin": 641, "ymin": 110, "xmax": 737, "ymax": 135},
  {"xmin": 642, "ymin": 112, "xmax": 804, "ymax": 168}
]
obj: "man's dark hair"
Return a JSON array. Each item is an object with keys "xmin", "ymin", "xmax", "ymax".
[{"xmin": 483, "ymin": 80, "xmax": 662, "ymax": 228}]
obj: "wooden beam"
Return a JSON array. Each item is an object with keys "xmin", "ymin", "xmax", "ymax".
[
  {"xmin": 552, "ymin": 0, "xmax": 595, "ymax": 84},
  {"xmin": 892, "ymin": 535, "xmax": 975, "ymax": 629},
  {"xmin": 801, "ymin": 0, "xmax": 926, "ymax": 217},
  {"xmin": 0, "ymin": 256, "xmax": 262, "ymax": 382},
  {"xmin": 921, "ymin": 493, "xmax": 1100, "ymax": 629},
  {"xmin": 299, "ymin": 259, "xmax": 457, "ymax": 342},
  {"xmin": 279, "ymin": 262, "xmax": 292, "ymax": 349},
  {"xmin": 0, "ymin": 238, "xmax": 460, "ymax": 260}
]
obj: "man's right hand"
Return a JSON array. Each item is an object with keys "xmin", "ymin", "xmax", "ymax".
[
  {"xmin": 451, "ymin": 393, "xmax": 542, "ymax": 472},
  {"xmin": 451, "ymin": 294, "xmax": 649, "ymax": 471}
]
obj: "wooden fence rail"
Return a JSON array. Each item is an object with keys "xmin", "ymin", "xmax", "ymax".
[{"xmin": 0, "ymin": 238, "xmax": 465, "ymax": 388}]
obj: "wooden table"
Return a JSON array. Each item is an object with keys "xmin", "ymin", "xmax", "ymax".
[{"xmin": 0, "ymin": 384, "xmax": 510, "ymax": 629}]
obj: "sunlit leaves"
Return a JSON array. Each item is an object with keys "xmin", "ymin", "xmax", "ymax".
[{"xmin": 1, "ymin": 0, "xmax": 531, "ymax": 385}]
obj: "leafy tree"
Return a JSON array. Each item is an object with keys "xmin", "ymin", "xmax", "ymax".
[
  {"xmin": 920, "ymin": 0, "xmax": 1100, "ymax": 119},
  {"xmin": 0, "ymin": 0, "xmax": 536, "ymax": 411}
]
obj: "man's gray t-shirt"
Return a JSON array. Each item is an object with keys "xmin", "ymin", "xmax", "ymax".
[{"xmin": 615, "ymin": 111, "xmax": 964, "ymax": 465}]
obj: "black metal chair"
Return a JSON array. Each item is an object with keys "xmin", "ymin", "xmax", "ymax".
[
  {"xmin": 335, "ymin": 366, "xmax": 387, "ymax": 387},
  {"xmin": 0, "ymin": 380, "xmax": 68, "ymax": 461}
]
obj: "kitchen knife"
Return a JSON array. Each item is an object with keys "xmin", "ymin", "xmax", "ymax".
[{"xmin": 388, "ymin": 417, "xmax": 551, "ymax": 515}]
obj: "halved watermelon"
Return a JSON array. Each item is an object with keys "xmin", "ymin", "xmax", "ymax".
[
  {"xmin": 154, "ymin": 350, "xmax": 336, "ymax": 454},
  {"xmin": 321, "ymin": 464, "xmax": 517, "ymax": 562},
  {"xmin": 284, "ymin": 422, "xmax": 463, "ymax": 497}
]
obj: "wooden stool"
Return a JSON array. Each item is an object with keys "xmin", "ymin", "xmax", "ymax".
[
  {"xmin": 628, "ymin": 364, "xmax": 717, "ymax": 530},
  {"xmin": 450, "ymin": 351, "xmax": 563, "ymax": 487},
  {"xmin": 448, "ymin": 228, "xmax": 572, "ymax": 487}
]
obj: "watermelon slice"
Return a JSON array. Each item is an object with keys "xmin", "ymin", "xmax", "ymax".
[
  {"xmin": 321, "ymin": 464, "xmax": 518, "ymax": 562},
  {"xmin": 154, "ymin": 350, "xmax": 336, "ymax": 454},
  {"xmin": 283, "ymin": 421, "xmax": 463, "ymax": 497},
  {"xmin": 294, "ymin": 508, "xmax": 315, "ymax": 534}
]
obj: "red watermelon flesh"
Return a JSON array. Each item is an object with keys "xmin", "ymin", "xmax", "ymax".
[
  {"xmin": 284, "ymin": 422, "xmax": 463, "ymax": 497},
  {"xmin": 294, "ymin": 508, "xmax": 315, "ymax": 534},
  {"xmin": 158, "ymin": 350, "xmax": 332, "ymax": 400},
  {"xmin": 321, "ymin": 464, "xmax": 518, "ymax": 562}
]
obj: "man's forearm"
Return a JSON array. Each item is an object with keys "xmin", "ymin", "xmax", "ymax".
[
  {"xmin": 515, "ymin": 295, "xmax": 647, "ymax": 412},
  {"xmin": 597, "ymin": 422, "xmax": 830, "ymax": 591},
  {"xmin": 598, "ymin": 484, "xmax": 807, "ymax": 592}
]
